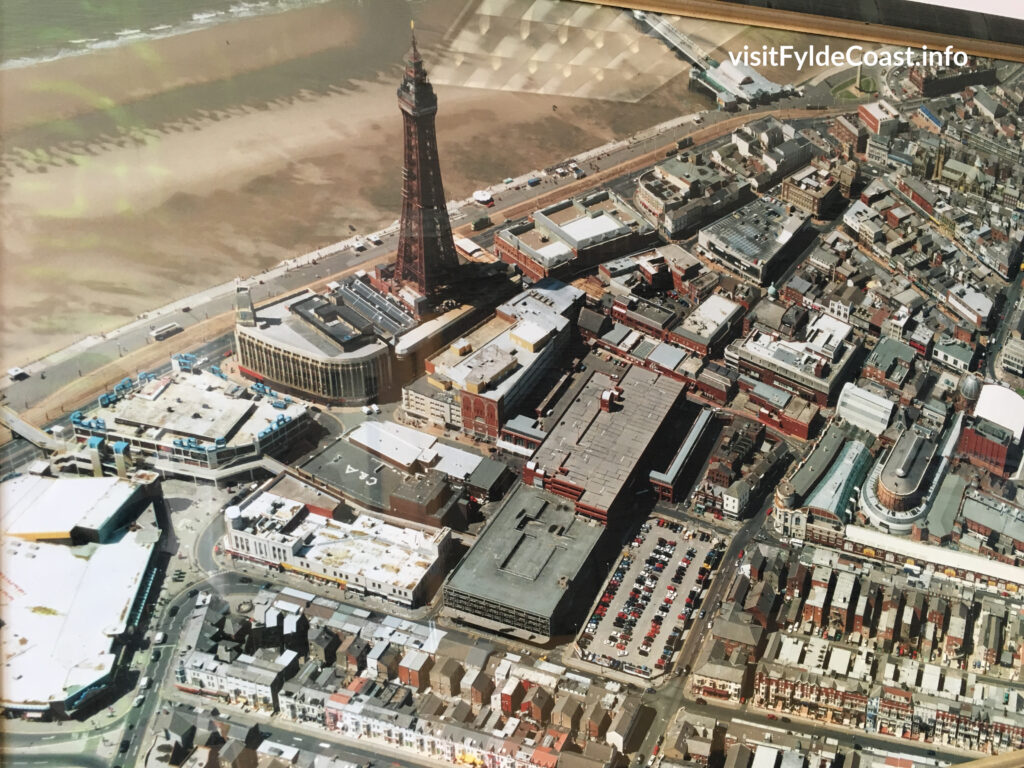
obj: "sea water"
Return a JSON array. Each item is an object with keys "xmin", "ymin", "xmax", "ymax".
[{"xmin": 1, "ymin": 0, "xmax": 339, "ymax": 69}]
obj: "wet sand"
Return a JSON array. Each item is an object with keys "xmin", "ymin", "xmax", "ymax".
[
  {"xmin": 0, "ymin": 77, "xmax": 711, "ymax": 368},
  {"xmin": 0, "ymin": 0, "xmax": 840, "ymax": 369},
  {"xmin": 0, "ymin": 2, "xmax": 367, "ymax": 134}
]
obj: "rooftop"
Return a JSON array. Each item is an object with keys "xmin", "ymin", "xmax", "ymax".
[
  {"xmin": 844, "ymin": 524, "xmax": 1024, "ymax": 589},
  {"xmin": 238, "ymin": 281, "xmax": 411, "ymax": 361},
  {"xmin": 974, "ymin": 385, "xmax": 1024, "ymax": 442},
  {"xmin": 878, "ymin": 426, "xmax": 940, "ymax": 499},
  {"xmin": 699, "ymin": 197, "xmax": 807, "ymax": 271},
  {"xmin": 231, "ymin": 478, "xmax": 447, "ymax": 592},
  {"xmin": 656, "ymin": 157, "xmax": 726, "ymax": 193},
  {"xmin": 861, "ymin": 100, "xmax": 900, "ymax": 122},
  {"xmin": 736, "ymin": 313, "xmax": 855, "ymax": 392},
  {"xmin": 427, "ymin": 281, "xmax": 580, "ymax": 401},
  {"xmin": 1, "ymin": 474, "xmax": 144, "ymax": 542},
  {"xmin": 1, "ymin": 509, "xmax": 159, "ymax": 710},
  {"xmin": 925, "ymin": 473, "xmax": 967, "ymax": 539},
  {"xmin": 89, "ymin": 368, "xmax": 306, "ymax": 448},
  {"xmin": 677, "ymin": 295, "xmax": 743, "ymax": 345},
  {"xmin": 530, "ymin": 366, "xmax": 684, "ymax": 514},
  {"xmin": 444, "ymin": 485, "xmax": 604, "ymax": 619},
  {"xmin": 502, "ymin": 192, "xmax": 649, "ymax": 269},
  {"xmin": 803, "ymin": 440, "xmax": 871, "ymax": 520},
  {"xmin": 301, "ymin": 439, "xmax": 444, "ymax": 514},
  {"xmin": 787, "ymin": 422, "xmax": 849, "ymax": 500},
  {"xmin": 650, "ymin": 408, "xmax": 714, "ymax": 487},
  {"xmin": 348, "ymin": 421, "xmax": 482, "ymax": 481}
]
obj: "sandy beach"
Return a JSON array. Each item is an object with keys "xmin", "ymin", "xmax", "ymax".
[
  {"xmin": 0, "ymin": 2, "xmax": 369, "ymax": 134},
  {"xmin": 0, "ymin": 0, "xmax": 847, "ymax": 369}
]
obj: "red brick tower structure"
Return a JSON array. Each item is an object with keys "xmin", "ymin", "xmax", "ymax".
[{"xmin": 394, "ymin": 26, "xmax": 459, "ymax": 312}]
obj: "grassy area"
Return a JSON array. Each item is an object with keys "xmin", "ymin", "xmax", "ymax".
[
  {"xmin": 830, "ymin": 77, "xmax": 856, "ymax": 96},
  {"xmin": 830, "ymin": 75, "xmax": 877, "ymax": 100}
]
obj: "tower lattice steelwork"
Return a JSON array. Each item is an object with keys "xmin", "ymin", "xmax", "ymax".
[{"xmin": 394, "ymin": 29, "xmax": 459, "ymax": 304}]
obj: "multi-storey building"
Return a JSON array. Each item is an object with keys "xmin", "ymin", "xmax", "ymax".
[
  {"xmin": 442, "ymin": 485, "xmax": 606, "ymax": 640},
  {"xmin": 779, "ymin": 166, "xmax": 842, "ymax": 218},
  {"xmin": 176, "ymin": 648, "xmax": 298, "ymax": 712},
  {"xmin": 957, "ymin": 415, "xmax": 1015, "ymax": 477},
  {"xmin": 523, "ymin": 365, "xmax": 685, "ymax": 523},
  {"xmin": 404, "ymin": 280, "xmax": 583, "ymax": 440},
  {"xmin": 697, "ymin": 196, "xmax": 808, "ymax": 285},
  {"xmin": 224, "ymin": 473, "xmax": 452, "ymax": 607},
  {"xmin": 859, "ymin": 101, "xmax": 900, "ymax": 136},
  {"xmin": 774, "ymin": 422, "xmax": 872, "ymax": 544},
  {"xmin": 494, "ymin": 191, "xmax": 654, "ymax": 283},
  {"xmin": 727, "ymin": 313, "xmax": 860, "ymax": 406},
  {"xmin": 235, "ymin": 282, "xmax": 411, "ymax": 406}
]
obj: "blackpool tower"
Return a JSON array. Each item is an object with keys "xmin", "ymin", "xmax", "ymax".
[{"xmin": 393, "ymin": 25, "xmax": 460, "ymax": 308}]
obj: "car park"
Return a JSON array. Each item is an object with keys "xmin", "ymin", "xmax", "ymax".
[{"xmin": 576, "ymin": 518, "xmax": 722, "ymax": 679}]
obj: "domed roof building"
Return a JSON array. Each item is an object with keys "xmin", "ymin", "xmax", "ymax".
[{"xmin": 960, "ymin": 374, "xmax": 982, "ymax": 402}]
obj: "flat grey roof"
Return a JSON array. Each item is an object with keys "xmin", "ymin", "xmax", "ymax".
[
  {"xmin": 444, "ymin": 486, "xmax": 604, "ymax": 617},
  {"xmin": 502, "ymin": 414, "xmax": 546, "ymax": 440},
  {"xmin": 531, "ymin": 365, "xmax": 684, "ymax": 513},
  {"xmin": 466, "ymin": 458, "xmax": 509, "ymax": 492},
  {"xmin": 752, "ymin": 381, "xmax": 792, "ymax": 410},
  {"xmin": 789, "ymin": 423, "xmax": 847, "ymax": 500},
  {"xmin": 601, "ymin": 323, "xmax": 631, "ymax": 347},
  {"xmin": 647, "ymin": 342, "xmax": 687, "ymax": 372},
  {"xmin": 240, "ymin": 291, "xmax": 387, "ymax": 361},
  {"xmin": 301, "ymin": 439, "xmax": 430, "ymax": 513},
  {"xmin": 926, "ymin": 473, "xmax": 966, "ymax": 538}
]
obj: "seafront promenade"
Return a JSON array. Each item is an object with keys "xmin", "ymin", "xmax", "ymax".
[{"xmin": 0, "ymin": 95, "xmax": 856, "ymax": 454}]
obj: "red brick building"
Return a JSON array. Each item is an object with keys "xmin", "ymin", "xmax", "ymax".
[
  {"xmin": 858, "ymin": 101, "xmax": 900, "ymax": 136},
  {"xmin": 397, "ymin": 651, "xmax": 432, "ymax": 692},
  {"xmin": 830, "ymin": 115, "xmax": 867, "ymax": 155},
  {"xmin": 500, "ymin": 677, "xmax": 526, "ymax": 716},
  {"xmin": 957, "ymin": 415, "xmax": 1014, "ymax": 477}
]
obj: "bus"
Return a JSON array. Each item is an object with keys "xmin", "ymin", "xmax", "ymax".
[{"xmin": 150, "ymin": 322, "xmax": 183, "ymax": 341}]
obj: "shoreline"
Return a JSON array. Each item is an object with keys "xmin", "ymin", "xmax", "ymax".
[
  {"xmin": 0, "ymin": 72, "xmax": 715, "ymax": 368},
  {"xmin": 0, "ymin": 1, "xmax": 850, "ymax": 369},
  {"xmin": 0, "ymin": 1, "xmax": 367, "ymax": 135},
  {"xmin": 0, "ymin": 36, "xmax": 722, "ymax": 369}
]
